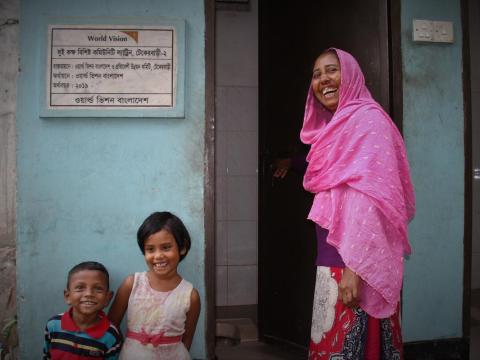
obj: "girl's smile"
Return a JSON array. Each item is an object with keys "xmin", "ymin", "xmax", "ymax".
[{"xmin": 144, "ymin": 229, "xmax": 184, "ymax": 282}]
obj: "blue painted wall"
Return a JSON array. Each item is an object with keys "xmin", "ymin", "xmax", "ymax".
[
  {"xmin": 401, "ymin": 0, "xmax": 464, "ymax": 341},
  {"xmin": 16, "ymin": 0, "xmax": 206, "ymax": 358}
]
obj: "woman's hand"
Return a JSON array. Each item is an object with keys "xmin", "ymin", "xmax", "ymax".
[
  {"xmin": 273, "ymin": 158, "xmax": 292, "ymax": 178},
  {"xmin": 338, "ymin": 267, "xmax": 361, "ymax": 309}
]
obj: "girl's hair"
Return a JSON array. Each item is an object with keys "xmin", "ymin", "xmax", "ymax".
[{"xmin": 137, "ymin": 211, "xmax": 191, "ymax": 261}]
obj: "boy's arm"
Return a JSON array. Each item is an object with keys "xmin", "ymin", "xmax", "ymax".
[
  {"xmin": 43, "ymin": 324, "xmax": 52, "ymax": 359},
  {"xmin": 104, "ymin": 326, "xmax": 123, "ymax": 360},
  {"xmin": 108, "ymin": 275, "xmax": 134, "ymax": 329},
  {"xmin": 182, "ymin": 288, "xmax": 201, "ymax": 350}
]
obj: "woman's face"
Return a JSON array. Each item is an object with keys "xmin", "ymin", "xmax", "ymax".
[{"xmin": 311, "ymin": 52, "xmax": 341, "ymax": 112}]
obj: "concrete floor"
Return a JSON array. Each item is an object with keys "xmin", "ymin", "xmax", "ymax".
[
  {"xmin": 217, "ymin": 335, "xmax": 479, "ymax": 360},
  {"xmin": 216, "ymin": 341, "xmax": 306, "ymax": 360},
  {"xmin": 215, "ymin": 318, "xmax": 306, "ymax": 360},
  {"xmin": 471, "ymin": 325, "xmax": 480, "ymax": 359},
  {"xmin": 470, "ymin": 288, "xmax": 480, "ymax": 359},
  {"xmin": 215, "ymin": 292, "xmax": 480, "ymax": 360}
]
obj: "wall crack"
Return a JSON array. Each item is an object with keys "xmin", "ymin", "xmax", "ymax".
[{"xmin": 0, "ymin": 19, "xmax": 19, "ymax": 27}]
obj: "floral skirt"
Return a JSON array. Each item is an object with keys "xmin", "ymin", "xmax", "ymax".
[{"xmin": 309, "ymin": 267, "xmax": 403, "ymax": 360}]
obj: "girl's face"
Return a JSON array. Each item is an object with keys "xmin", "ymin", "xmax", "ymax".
[
  {"xmin": 311, "ymin": 52, "xmax": 341, "ymax": 112},
  {"xmin": 143, "ymin": 229, "xmax": 184, "ymax": 279}
]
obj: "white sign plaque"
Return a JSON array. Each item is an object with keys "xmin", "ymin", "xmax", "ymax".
[{"xmin": 47, "ymin": 25, "xmax": 176, "ymax": 109}]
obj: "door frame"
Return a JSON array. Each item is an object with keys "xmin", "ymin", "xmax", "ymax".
[
  {"xmin": 389, "ymin": 0, "xmax": 404, "ymax": 131},
  {"xmin": 461, "ymin": 0, "xmax": 472, "ymax": 349},
  {"xmin": 204, "ymin": 0, "xmax": 216, "ymax": 358}
]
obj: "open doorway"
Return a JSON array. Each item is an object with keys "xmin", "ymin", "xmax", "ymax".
[
  {"xmin": 214, "ymin": 0, "xmax": 261, "ymax": 353},
  {"xmin": 258, "ymin": 0, "xmax": 394, "ymax": 351},
  {"xmin": 214, "ymin": 0, "xmax": 399, "ymax": 357}
]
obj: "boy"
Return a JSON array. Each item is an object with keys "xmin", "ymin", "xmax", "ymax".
[{"xmin": 44, "ymin": 261, "xmax": 122, "ymax": 359}]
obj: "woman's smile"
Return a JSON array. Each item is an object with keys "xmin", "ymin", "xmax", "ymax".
[
  {"xmin": 311, "ymin": 51, "xmax": 341, "ymax": 112},
  {"xmin": 322, "ymin": 87, "xmax": 338, "ymax": 98}
]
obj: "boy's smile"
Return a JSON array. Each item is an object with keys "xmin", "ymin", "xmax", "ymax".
[{"xmin": 64, "ymin": 270, "xmax": 112, "ymax": 326}]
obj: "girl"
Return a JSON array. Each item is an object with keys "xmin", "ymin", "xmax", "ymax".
[{"xmin": 108, "ymin": 211, "xmax": 201, "ymax": 359}]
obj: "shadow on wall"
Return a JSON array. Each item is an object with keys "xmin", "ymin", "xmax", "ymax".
[
  {"xmin": 0, "ymin": 0, "xmax": 20, "ymax": 357},
  {"xmin": 0, "ymin": 250, "xmax": 18, "ymax": 360},
  {"xmin": 0, "ymin": 316, "xmax": 18, "ymax": 360}
]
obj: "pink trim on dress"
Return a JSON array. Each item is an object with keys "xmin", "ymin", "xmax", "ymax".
[{"xmin": 126, "ymin": 330, "xmax": 182, "ymax": 346}]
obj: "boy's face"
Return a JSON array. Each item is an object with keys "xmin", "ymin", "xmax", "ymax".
[{"xmin": 64, "ymin": 270, "xmax": 112, "ymax": 317}]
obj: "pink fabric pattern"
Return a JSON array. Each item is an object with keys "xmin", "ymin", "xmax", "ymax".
[
  {"xmin": 126, "ymin": 330, "xmax": 182, "ymax": 346},
  {"xmin": 300, "ymin": 48, "xmax": 415, "ymax": 318}
]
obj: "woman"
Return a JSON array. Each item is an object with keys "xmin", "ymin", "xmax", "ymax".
[{"xmin": 275, "ymin": 48, "xmax": 415, "ymax": 359}]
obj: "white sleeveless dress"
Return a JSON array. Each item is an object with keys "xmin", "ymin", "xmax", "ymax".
[{"xmin": 119, "ymin": 272, "xmax": 193, "ymax": 359}]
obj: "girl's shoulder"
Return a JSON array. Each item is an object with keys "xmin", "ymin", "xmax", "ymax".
[
  {"xmin": 129, "ymin": 272, "xmax": 153, "ymax": 291},
  {"xmin": 170, "ymin": 278, "xmax": 196, "ymax": 300},
  {"xmin": 176, "ymin": 279, "xmax": 199, "ymax": 311},
  {"xmin": 131, "ymin": 271, "xmax": 147, "ymax": 280},
  {"xmin": 179, "ymin": 277, "xmax": 193, "ymax": 288},
  {"xmin": 172, "ymin": 277, "xmax": 193, "ymax": 295},
  {"xmin": 189, "ymin": 287, "xmax": 200, "ymax": 304},
  {"xmin": 126, "ymin": 271, "xmax": 152, "ymax": 285},
  {"xmin": 118, "ymin": 273, "xmax": 147, "ymax": 294},
  {"xmin": 116, "ymin": 274, "xmax": 135, "ymax": 293}
]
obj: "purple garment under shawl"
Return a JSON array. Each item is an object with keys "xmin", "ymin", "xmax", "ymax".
[{"xmin": 291, "ymin": 155, "xmax": 345, "ymax": 267}]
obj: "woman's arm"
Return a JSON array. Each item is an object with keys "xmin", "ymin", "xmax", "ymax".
[
  {"xmin": 182, "ymin": 288, "xmax": 201, "ymax": 350},
  {"xmin": 273, "ymin": 158, "xmax": 292, "ymax": 178},
  {"xmin": 273, "ymin": 154, "xmax": 307, "ymax": 178},
  {"xmin": 107, "ymin": 275, "xmax": 134, "ymax": 328}
]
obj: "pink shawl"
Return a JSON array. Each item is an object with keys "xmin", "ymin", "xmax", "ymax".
[{"xmin": 301, "ymin": 48, "xmax": 415, "ymax": 318}]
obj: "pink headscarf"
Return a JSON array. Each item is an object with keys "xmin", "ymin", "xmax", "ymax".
[{"xmin": 301, "ymin": 48, "xmax": 415, "ymax": 318}]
